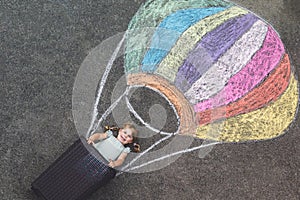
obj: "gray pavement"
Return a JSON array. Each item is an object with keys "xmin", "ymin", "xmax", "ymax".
[{"xmin": 1, "ymin": 0, "xmax": 300, "ymax": 200}]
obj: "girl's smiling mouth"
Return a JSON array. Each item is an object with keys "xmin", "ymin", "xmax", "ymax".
[{"xmin": 121, "ymin": 135, "xmax": 126, "ymax": 142}]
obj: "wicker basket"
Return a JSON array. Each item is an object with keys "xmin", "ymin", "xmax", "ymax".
[{"xmin": 31, "ymin": 138, "xmax": 116, "ymax": 200}]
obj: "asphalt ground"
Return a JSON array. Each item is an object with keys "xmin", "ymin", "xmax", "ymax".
[{"xmin": 1, "ymin": 0, "xmax": 300, "ymax": 200}]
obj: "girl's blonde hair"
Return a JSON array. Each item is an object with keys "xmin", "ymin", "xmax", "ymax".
[{"xmin": 122, "ymin": 122, "xmax": 138, "ymax": 137}]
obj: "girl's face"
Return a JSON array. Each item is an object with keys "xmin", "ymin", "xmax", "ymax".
[{"xmin": 117, "ymin": 128, "xmax": 133, "ymax": 145}]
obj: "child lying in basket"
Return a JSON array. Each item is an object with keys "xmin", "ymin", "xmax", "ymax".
[{"xmin": 87, "ymin": 122, "xmax": 140, "ymax": 168}]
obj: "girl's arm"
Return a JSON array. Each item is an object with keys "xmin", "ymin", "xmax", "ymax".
[
  {"xmin": 108, "ymin": 152, "xmax": 128, "ymax": 168},
  {"xmin": 87, "ymin": 132, "xmax": 108, "ymax": 144}
]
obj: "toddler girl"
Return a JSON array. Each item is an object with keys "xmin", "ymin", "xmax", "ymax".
[{"xmin": 87, "ymin": 123, "xmax": 140, "ymax": 168}]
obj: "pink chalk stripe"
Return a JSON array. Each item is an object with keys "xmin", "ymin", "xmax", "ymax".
[{"xmin": 194, "ymin": 26, "xmax": 284, "ymax": 112}]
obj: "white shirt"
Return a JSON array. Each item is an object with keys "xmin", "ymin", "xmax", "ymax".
[{"xmin": 93, "ymin": 130, "xmax": 130, "ymax": 162}]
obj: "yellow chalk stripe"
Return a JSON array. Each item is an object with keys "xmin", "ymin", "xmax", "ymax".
[
  {"xmin": 155, "ymin": 6, "xmax": 248, "ymax": 82},
  {"xmin": 195, "ymin": 74, "xmax": 299, "ymax": 142}
]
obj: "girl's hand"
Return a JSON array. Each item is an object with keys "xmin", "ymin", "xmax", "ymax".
[
  {"xmin": 87, "ymin": 138, "xmax": 94, "ymax": 145},
  {"xmin": 108, "ymin": 160, "xmax": 115, "ymax": 168}
]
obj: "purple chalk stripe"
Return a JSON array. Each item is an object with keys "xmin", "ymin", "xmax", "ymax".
[
  {"xmin": 194, "ymin": 26, "xmax": 285, "ymax": 112},
  {"xmin": 175, "ymin": 14, "xmax": 258, "ymax": 92}
]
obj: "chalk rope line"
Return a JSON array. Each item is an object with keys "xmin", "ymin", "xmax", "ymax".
[
  {"xmin": 125, "ymin": 85, "xmax": 180, "ymax": 136},
  {"xmin": 86, "ymin": 33, "xmax": 126, "ymax": 138},
  {"xmin": 119, "ymin": 134, "xmax": 174, "ymax": 175},
  {"xmin": 122, "ymin": 141, "xmax": 220, "ymax": 173}
]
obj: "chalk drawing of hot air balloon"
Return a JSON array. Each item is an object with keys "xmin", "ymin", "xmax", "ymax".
[
  {"xmin": 32, "ymin": 0, "xmax": 299, "ymax": 199},
  {"xmin": 123, "ymin": 0, "xmax": 299, "ymax": 143},
  {"xmin": 75, "ymin": 0, "xmax": 299, "ymax": 173}
]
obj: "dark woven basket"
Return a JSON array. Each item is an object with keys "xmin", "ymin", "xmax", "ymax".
[{"xmin": 31, "ymin": 138, "xmax": 116, "ymax": 200}]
